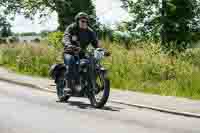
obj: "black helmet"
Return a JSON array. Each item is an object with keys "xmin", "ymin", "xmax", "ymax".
[{"xmin": 75, "ymin": 12, "xmax": 89, "ymax": 22}]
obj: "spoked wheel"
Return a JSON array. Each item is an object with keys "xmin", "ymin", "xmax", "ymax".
[{"xmin": 89, "ymin": 71, "xmax": 110, "ymax": 108}]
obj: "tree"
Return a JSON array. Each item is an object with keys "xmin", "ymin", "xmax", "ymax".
[
  {"xmin": 2, "ymin": 0, "xmax": 98, "ymax": 31},
  {"xmin": 98, "ymin": 24, "xmax": 114, "ymax": 40},
  {"xmin": 54, "ymin": 0, "xmax": 98, "ymax": 31},
  {"xmin": 162, "ymin": 0, "xmax": 196, "ymax": 51},
  {"xmin": 121, "ymin": 0, "xmax": 161, "ymax": 40},
  {"xmin": 0, "ymin": 16, "xmax": 12, "ymax": 37},
  {"xmin": 121, "ymin": 0, "xmax": 200, "ymax": 50}
]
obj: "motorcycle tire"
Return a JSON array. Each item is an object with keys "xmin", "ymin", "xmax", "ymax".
[{"xmin": 89, "ymin": 72, "xmax": 110, "ymax": 108}]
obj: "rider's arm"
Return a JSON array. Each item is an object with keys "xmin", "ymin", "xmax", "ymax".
[
  {"xmin": 63, "ymin": 25, "xmax": 72, "ymax": 47},
  {"xmin": 96, "ymin": 40, "xmax": 101, "ymax": 48},
  {"xmin": 90, "ymin": 29, "xmax": 100, "ymax": 48}
]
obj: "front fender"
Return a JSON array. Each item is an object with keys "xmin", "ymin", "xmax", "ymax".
[{"xmin": 97, "ymin": 66, "xmax": 109, "ymax": 79}]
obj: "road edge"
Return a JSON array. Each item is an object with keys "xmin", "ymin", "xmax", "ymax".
[
  {"xmin": 110, "ymin": 100, "xmax": 200, "ymax": 118},
  {"xmin": 1, "ymin": 77, "xmax": 200, "ymax": 119},
  {"xmin": 0, "ymin": 77, "xmax": 56, "ymax": 93}
]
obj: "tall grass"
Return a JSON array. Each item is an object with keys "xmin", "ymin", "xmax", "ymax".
[
  {"xmin": 0, "ymin": 43, "xmax": 62, "ymax": 77},
  {"xmin": 0, "ymin": 41, "xmax": 200, "ymax": 99},
  {"xmin": 102, "ymin": 41, "xmax": 200, "ymax": 99}
]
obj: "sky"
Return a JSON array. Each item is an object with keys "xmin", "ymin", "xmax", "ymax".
[{"xmin": 11, "ymin": 0, "xmax": 130, "ymax": 33}]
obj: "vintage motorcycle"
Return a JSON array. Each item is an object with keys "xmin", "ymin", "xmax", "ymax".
[{"xmin": 50, "ymin": 46, "xmax": 110, "ymax": 108}]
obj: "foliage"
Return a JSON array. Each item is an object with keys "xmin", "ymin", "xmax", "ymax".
[
  {"xmin": 120, "ymin": 0, "xmax": 161, "ymax": 40},
  {"xmin": 0, "ymin": 16, "xmax": 12, "ymax": 37},
  {"xmin": 47, "ymin": 32, "xmax": 64, "ymax": 49},
  {"xmin": 120, "ymin": 0, "xmax": 200, "ymax": 51},
  {"xmin": 16, "ymin": 32, "xmax": 38, "ymax": 36},
  {"xmin": 98, "ymin": 24, "xmax": 114, "ymax": 41},
  {"xmin": 40, "ymin": 30, "xmax": 52, "ymax": 37},
  {"xmin": 2, "ymin": 0, "xmax": 98, "ymax": 31},
  {"xmin": 98, "ymin": 24, "xmax": 135, "ymax": 49},
  {"xmin": 112, "ymin": 31, "xmax": 132, "ymax": 49},
  {"xmin": 161, "ymin": 0, "xmax": 196, "ymax": 50}
]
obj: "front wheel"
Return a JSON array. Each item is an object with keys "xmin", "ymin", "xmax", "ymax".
[{"xmin": 89, "ymin": 71, "xmax": 110, "ymax": 108}]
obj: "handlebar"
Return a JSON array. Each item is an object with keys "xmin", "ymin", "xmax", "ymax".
[
  {"xmin": 64, "ymin": 46, "xmax": 111, "ymax": 57},
  {"xmin": 95, "ymin": 48, "xmax": 111, "ymax": 57},
  {"xmin": 64, "ymin": 45, "xmax": 81, "ymax": 54}
]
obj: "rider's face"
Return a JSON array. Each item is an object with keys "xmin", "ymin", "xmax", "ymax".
[{"xmin": 79, "ymin": 19, "xmax": 88, "ymax": 29}]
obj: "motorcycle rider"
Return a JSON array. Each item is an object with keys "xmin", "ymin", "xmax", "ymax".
[{"xmin": 57, "ymin": 12, "xmax": 100, "ymax": 101}]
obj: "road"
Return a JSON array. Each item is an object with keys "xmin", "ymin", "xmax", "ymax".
[{"xmin": 0, "ymin": 81, "xmax": 200, "ymax": 133}]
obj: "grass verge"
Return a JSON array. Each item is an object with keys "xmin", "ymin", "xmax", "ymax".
[{"xmin": 0, "ymin": 41, "xmax": 200, "ymax": 99}]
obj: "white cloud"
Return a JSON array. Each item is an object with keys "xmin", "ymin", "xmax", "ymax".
[
  {"xmin": 11, "ymin": 0, "xmax": 129, "ymax": 33},
  {"xmin": 11, "ymin": 12, "xmax": 59, "ymax": 33},
  {"xmin": 95, "ymin": 0, "xmax": 130, "ymax": 25}
]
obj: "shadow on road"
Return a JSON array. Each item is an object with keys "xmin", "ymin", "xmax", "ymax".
[{"xmin": 67, "ymin": 100, "xmax": 122, "ymax": 112}]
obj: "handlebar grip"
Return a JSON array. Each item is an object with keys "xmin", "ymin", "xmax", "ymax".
[{"xmin": 104, "ymin": 51, "xmax": 111, "ymax": 56}]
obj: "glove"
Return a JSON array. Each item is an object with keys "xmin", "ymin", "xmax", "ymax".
[
  {"xmin": 104, "ymin": 50, "xmax": 111, "ymax": 56},
  {"xmin": 64, "ymin": 45, "xmax": 81, "ymax": 53}
]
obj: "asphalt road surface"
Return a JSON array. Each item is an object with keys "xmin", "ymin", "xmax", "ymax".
[{"xmin": 0, "ymin": 81, "xmax": 200, "ymax": 133}]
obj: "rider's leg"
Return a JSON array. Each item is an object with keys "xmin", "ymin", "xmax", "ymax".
[
  {"xmin": 64, "ymin": 54, "xmax": 76, "ymax": 80},
  {"xmin": 64, "ymin": 54, "xmax": 78, "ymax": 92},
  {"xmin": 56, "ymin": 79, "xmax": 65, "ymax": 98},
  {"xmin": 74, "ymin": 55, "xmax": 80, "ymax": 82}
]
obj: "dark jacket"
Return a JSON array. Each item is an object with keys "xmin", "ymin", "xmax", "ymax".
[{"xmin": 62, "ymin": 23, "xmax": 98, "ymax": 51}]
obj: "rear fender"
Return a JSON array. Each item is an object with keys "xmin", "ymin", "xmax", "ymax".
[{"xmin": 49, "ymin": 64, "xmax": 67, "ymax": 80}]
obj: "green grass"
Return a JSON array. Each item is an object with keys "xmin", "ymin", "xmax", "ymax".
[
  {"xmin": 0, "ymin": 41, "xmax": 200, "ymax": 100},
  {"xmin": 0, "ymin": 43, "xmax": 62, "ymax": 77},
  {"xmin": 103, "ymin": 41, "xmax": 200, "ymax": 99}
]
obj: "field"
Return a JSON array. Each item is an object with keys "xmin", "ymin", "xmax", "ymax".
[{"xmin": 0, "ymin": 40, "xmax": 200, "ymax": 99}]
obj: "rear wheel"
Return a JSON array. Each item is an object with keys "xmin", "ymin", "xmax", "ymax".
[{"xmin": 89, "ymin": 71, "xmax": 110, "ymax": 108}]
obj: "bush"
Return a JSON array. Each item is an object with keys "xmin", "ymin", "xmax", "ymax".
[
  {"xmin": 47, "ymin": 32, "xmax": 64, "ymax": 49},
  {"xmin": 0, "ymin": 38, "xmax": 7, "ymax": 44},
  {"xmin": 113, "ymin": 31, "xmax": 132, "ymax": 49},
  {"xmin": 33, "ymin": 38, "xmax": 41, "ymax": 43},
  {"xmin": 98, "ymin": 25, "xmax": 114, "ymax": 41}
]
